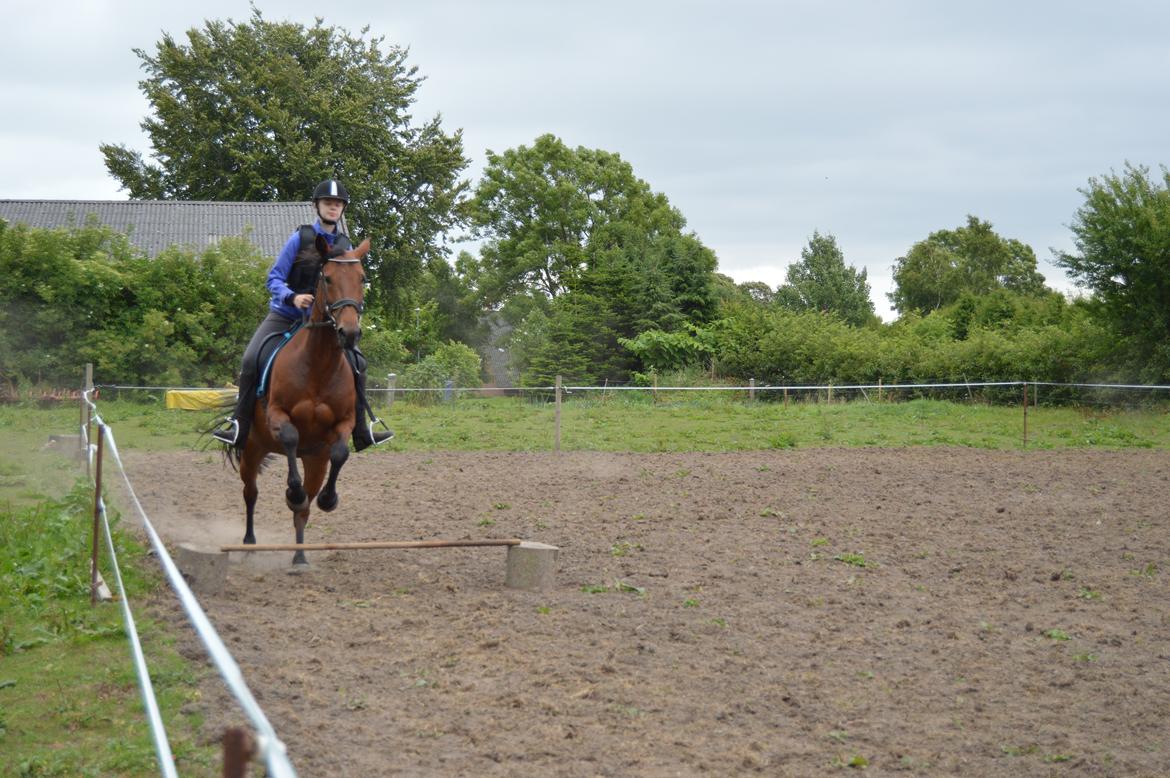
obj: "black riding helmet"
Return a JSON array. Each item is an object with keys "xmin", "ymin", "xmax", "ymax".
[{"xmin": 312, "ymin": 179, "xmax": 349, "ymax": 226}]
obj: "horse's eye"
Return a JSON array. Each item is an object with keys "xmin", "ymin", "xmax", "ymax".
[{"xmin": 323, "ymin": 276, "xmax": 333, "ymax": 285}]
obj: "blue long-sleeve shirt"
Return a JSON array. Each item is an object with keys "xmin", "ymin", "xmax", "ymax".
[{"xmin": 266, "ymin": 221, "xmax": 345, "ymax": 319}]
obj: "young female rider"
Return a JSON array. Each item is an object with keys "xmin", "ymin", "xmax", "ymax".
[{"xmin": 212, "ymin": 179, "xmax": 392, "ymax": 451}]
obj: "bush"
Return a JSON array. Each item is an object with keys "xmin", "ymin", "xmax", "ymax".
[{"xmin": 398, "ymin": 341, "xmax": 482, "ymax": 402}]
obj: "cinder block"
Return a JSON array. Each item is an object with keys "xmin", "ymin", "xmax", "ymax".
[
  {"xmin": 176, "ymin": 543, "xmax": 229, "ymax": 595},
  {"xmin": 505, "ymin": 541, "xmax": 560, "ymax": 590}
]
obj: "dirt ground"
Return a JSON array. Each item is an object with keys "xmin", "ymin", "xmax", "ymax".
[{"xmin": 118, "ymin": 448, "xmax": 1170, "ymax": 776}]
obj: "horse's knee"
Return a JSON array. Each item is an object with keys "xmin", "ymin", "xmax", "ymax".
[
  {"xmin": 278, "ymin": 422, "xmax": 299, "ymax": 452},
  {"xmin": 330, "ymin": 437, "xmax": 350, "ymax": 466}
]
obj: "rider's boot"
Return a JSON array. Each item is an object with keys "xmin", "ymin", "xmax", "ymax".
[
  {"xmin": 212, "ymin": 374, "xmax": 257, "ymax": 447},
  {"xmin": 349, "ymin": 348, "xmax": 393, "ymax": 452}
]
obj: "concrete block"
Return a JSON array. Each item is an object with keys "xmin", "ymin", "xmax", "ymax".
[
  {"xmin": 176, "ymin": 543, "xmax": 229, "ymax": 595},
  {"xmin": 505, "ymin": 541, "xmax": 560, "ymax": 590}
]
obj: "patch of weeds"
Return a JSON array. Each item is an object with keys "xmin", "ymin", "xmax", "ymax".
[
  {"xmin": 756, "ymin": 465, "xmax": 771, "ymax": 472},
  {"xmin": 682, "ymin": 598, "xmax": 699, "ymax": 608},
  {"xmin": 674, "ymin": 469, "xmax": 690, "ymax": 478},
  {"xmin": 1134, "ymin": 562, "xmax": 1159, "ymax": 578},
  {"xmin": 581, "ymin": 580, "xmax": 645, "ymax": 596},
  {"xmin": 857, "ymin": 670, "xmax": 874, "ymax": 680},
  {"xmin": 492, "ymin": 502, "xmax": 511, "ymax": 510},
  {"xmin": 828, "ymin": 730, "xmax": 848, "ymax": 743},
  {"xmin": 477, "ymin": 518, "xmax": 496, "ymax": 527},
  {"xmin": 1044, "ymin": 754, "xmax": 1073, "ymax": 763},
  {"xmin": 830, "ymin": 754, "xmax": 869, "ymax": 769},
  {"xmin": 759, "ymin": 507, "xmax": 781, "ymax": 517},
  {"xmin": 1042, "ymin": 628, "xmax": 1071, "ymax": 641},
  {"xmin": 610, "ymin": 541, "xmax": 639, "ymax": 557},
  {"xmin": 1077, "ymin": 587, "xmax": 1102, "ymax": 600},
  {"xmin": 768, "ymin": 432, "xmax": 797, "ymax": 449},
  {"xmin": 710, "ymin": 618, "xmax": 727, "ymax": 628},
  {"xmin": 1072, "ymin": 652, "xmax": 1098, "ymax": 663},
  {"xmin": 631, "ymin": 513, "xmax": 647, "ymax": 521},
  {"xmin": 581, "ymin": 583, "xmax": 609, "ymax": 594},
  {"xmin": 536, "ymin": 606, "xmax": 551, "ymax": 615},
  {"xmin": 534, "ymin": 520, "xmax": 549, "ymax": 530},
  {"xmin": 811, "ymin": 537, "xmax": 830, "ymax": 547},
  {"xmin": 1001, "ymin": 744, "xmax": 1038, "ymax": 757},
  {"xmin": 834, "ymin": 552, "xmax": 873, "ymax": 568}
]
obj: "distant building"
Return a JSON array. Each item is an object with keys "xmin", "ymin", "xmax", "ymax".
[{"xmin": 0, "ymin": 199, "xmax": 320, "ymax": 258}]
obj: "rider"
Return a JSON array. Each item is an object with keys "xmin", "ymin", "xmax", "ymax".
[{"xmin": 212, "ymin": 179, "xmax": 393, "ymax": 451}]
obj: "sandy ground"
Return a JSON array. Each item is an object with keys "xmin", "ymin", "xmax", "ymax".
[{"xmin": 117, "ymin": 448, "xmax": 1170, "ymax": 776}]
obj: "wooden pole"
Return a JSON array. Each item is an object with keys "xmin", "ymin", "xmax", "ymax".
[
  {"xmin": 90, "ymin": 423, "xmax": 105, "ymax": 606},
  {"xmin": 554, "ymin": 374, "xmax": 562, "ymax": 453},
  {"xmin": 1022, "ymin": 381, "xmax": 1029, "ymax": 448},
  {"xmin": 749, "ymin": 378, "xmax": 755, "ymax": 402},
  {"xmin": 783, "ymin": 386, "xmax": 789, "ymax": 408},
  {"xmin": 221, "ymin": 538, "xmax": 523, "ymax": 553},
  {"xmin": 652, "ymin": 372, "xmax": 658, "ymax": 403},
  {"xmin": 877, "ymin": 377, "xmax": 883, "ymax": 402},
  {"xmin": 828, "ymin": 381, "xmax": 833, "ymax": 404}
]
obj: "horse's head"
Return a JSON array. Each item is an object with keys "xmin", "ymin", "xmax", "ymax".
[{"xmin": 313, "ymin": 234, "xmax": 371, "ymax": 350}]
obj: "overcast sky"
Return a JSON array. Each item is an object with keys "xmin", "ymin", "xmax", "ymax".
[{"xmin": 4, "ymin": 1, "xmax": 1168, "ymax": 319}]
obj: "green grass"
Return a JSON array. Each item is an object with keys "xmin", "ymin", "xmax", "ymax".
[{"xmin": 0, "ymin": 475, "xmax": 217, "ymax": 775}]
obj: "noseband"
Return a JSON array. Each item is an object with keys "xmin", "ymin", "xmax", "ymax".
[{"xmin": 305, "ymin": 257, "xmax": 364, "ymax": 331}]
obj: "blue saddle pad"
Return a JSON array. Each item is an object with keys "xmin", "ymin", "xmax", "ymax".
[{"xmin": 256, "ymin": 322, "xmax": 303, "ymax": 398}]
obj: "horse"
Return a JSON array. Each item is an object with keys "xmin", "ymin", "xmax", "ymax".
[{"xmin": 234, "ymin": 234, "xmax": 371, "ymax": 567}]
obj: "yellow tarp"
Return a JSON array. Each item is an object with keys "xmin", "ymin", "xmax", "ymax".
[{"xmin": 165, "ymin": 388, "xmax": 238, "ymax": 410}]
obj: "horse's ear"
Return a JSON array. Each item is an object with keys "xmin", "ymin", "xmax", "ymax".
[
  {"xmin": 354, "ymin": 239, "xmax": 370, "ymax": 259},
  {"xmin": 315, "ymin": 233, "xmax": 330, "ymax": 258}
]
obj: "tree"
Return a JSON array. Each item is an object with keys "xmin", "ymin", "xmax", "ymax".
[
  {"xmin": 1056, "ymin": 163, "xmax": 1170, "ymax": 375},
  {"xmin": 774, "ymin": 231, "xmax": 876, "ymax": 326},
  {"xmin": 100, "ymin": 9, "xmax": 468, "ymax": 313},
  {"xmin": 889, "ymin": 216, "xmax": 1047, "ymax": 315}
]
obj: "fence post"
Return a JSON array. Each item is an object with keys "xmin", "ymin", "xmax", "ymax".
[
  {"xmin": 386, "ymin": 373, "xmax": 397, "ymax": 411},
  {"xmin": 1022, "ymin": 381, "xmax": 1029, "ymax": 448},
  {"xmin": 828, "ymin": 381, "xmax": 833, "ymax": 404},
  {"xmin": 749, "ymin": 378, "xmax": 755, "ymax": 402},
  {"xmin": 652, "ymin": 372, "xmax": 658, "ymax": 403},
  {"xmin": 90, "ymin": 423, "xmax": 105, "ymax": 606},
  {"xmin": 877, "ymin": 377, "xmax": 883, "ymax": 402},
  {"xmin": 554, "ymin": 375, "xmax": 562, "ymax": 453},
  {"xmin": 222, "ymin": 727, "xmax": 255, "ymax": 778},
  {"xmin": 783, "ymin": 386, "xmax": 789, "ymax": 408}
]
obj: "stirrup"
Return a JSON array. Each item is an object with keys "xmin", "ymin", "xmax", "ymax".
[
  {"xmin": 211, "ymin": 419, "xmax": 240, "ymax": 445},
  {"xmin": 368, "ymin": 419, "xmax": 394, "ymax": 445}
]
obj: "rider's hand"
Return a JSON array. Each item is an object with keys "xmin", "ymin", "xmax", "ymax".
[{"xmin": 293, "ymin": 293, "xmax": 314, "ymax": 309}]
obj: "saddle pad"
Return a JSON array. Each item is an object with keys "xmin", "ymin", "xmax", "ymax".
[{"xmin": 256, "ymin": 322, "xmax": 304, "ymax": 398}]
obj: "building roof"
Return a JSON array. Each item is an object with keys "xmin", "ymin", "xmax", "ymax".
[{"xmin": 0, "ymin": 199, "xmax": 318, "ymax": 258}]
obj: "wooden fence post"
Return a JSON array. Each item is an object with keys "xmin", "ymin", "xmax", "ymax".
[
  {"xmin": 783, "ymin": 386, "xmax": 789, "ymax": 408},
  {"xmin": 749, "ymin": 378, "xmax": 755, "ymax": 402},
  {"xmin": 222, "ymin": 727, "xmax": 255, "ymax": 778},
  {"xmin": 877, "ymin": 377, "xmax": 883, "ymax": 402},
  {"xmin": 828, "ymin": 381, "xmax": 833, "ymax": 404},
  {"xmin": 554, "ymin": 375, "xmax": 562, "ymax": 453},
  {"xmin": 386, "ymin": 373, "xmax": 397, "ymax": 411}
]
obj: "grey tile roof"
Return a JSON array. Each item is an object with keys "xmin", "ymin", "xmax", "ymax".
[{"xmin": 0, "ymin": 200, "xmax": 319, "ymax": 258}]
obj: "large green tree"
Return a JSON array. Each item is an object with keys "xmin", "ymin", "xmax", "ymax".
[
  {"xmin": 100, "ymin": 8, "xmax": 468, "ymax": 312},
  {"xmin": 889, "ymin": 216, "xmax": 1047, "ymax": 315},
  {"xmin": 1056, "ymin": 163, "xmax": 1170, "ymax": 376},
  {"xmin": 774, "ymin": 231, "xmax": 876, "ymax": 326}
]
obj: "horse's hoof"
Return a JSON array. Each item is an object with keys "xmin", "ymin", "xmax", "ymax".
[
  {"xmin": 290, "ymin": 551, "xmax": 309, "ymax": 570},
  {"xmin": 287, "ymin": 562, "xmax": 310, "ymax": 575},
  {"xmin": 285, "ymin": 489, "xmax": 309, "ymax": 511},
  {"xmin": 317, "ymin": 491, "xmax": 339, "ymax": 512}
]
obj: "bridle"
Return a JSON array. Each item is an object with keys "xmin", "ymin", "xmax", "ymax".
[{"xmin": 305, "ymin": 257, "xmax": 365, "ymax": 332}]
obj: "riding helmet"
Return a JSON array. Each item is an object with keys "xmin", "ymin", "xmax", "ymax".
[{"xmin": 312, "ymin": 179, "xmax": 350, "ymax": 204}]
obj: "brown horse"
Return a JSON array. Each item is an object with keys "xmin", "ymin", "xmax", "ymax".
[{"xmin": 237, "ymin": 234, "xmax": 371, "ymax": 566}]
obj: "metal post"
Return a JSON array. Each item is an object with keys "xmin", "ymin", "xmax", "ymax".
[
  {"xmin": 554, "ymin": 375, "xmax": 562, "ymax": 453},
  {"xmin": 749, "ymin": 378, "xmax": 755, "ymax": 402},
  {"xmin": 90, "ymin": 423, "xmax": 105, "ymax": 606},
  {"xmin": 1022, "ymin": 381, "xmax": 1029, "ymax": 448},
  {"xmin": 386, "ymin": 373, "xmax": 396, "ymax": 411}
]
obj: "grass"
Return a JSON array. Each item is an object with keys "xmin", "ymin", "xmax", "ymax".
[{"xmin": 0, "ymin": 485, "xmax": 218, "ymax": 777}]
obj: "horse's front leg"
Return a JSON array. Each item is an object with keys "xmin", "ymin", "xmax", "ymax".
[
  {"xmin": 292, "ymin": 455, "xmax": 329, "ymax": 567},
  {"xmin": 272, "ymin": 414, "xmax": 307, "ymax": 511},
  {"xmin": 316, "ymin": 435, "xmax": 350, "ymax": 513}
]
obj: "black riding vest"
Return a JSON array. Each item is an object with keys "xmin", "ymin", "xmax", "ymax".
[{"xmin": 285, "ymin": 225, "xmax": 353, "ymax": 295}]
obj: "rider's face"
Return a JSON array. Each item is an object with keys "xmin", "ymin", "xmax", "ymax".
[{"xmin": 317, "ymin": 198, "xmax": 345, "ymax": 222}]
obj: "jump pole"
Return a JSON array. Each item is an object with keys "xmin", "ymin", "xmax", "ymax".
[{"xmin": 220, "ymin": 538, "xmax": 522, "ymax": 552}]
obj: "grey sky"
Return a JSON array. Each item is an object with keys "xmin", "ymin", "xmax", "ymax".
[{"xmin": 5, "ymin": 1, "xmax": 1168, "ymax": 319}]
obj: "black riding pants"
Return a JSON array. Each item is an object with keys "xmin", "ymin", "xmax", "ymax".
[{"xmin": 233, "ymin": 311, "xmax": 297, "ymax": 422}]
